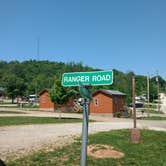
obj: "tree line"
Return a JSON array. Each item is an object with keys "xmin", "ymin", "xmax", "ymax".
[{"xmin": 0, "ymin": 60, "xmax": 165, "ymax": 104}]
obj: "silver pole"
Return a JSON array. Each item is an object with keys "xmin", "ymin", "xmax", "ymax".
[{"xmin": 80, "ymin": 99, "xmax": 89, "ymax": 166}]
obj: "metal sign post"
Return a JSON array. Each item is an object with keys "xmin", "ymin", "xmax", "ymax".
[
  {"xmin": 79, "ymin": 84, "xmax": 92, "ymax": 166},
  {"xmin": 61, "ymin": 70, "xmax": 113, "ymax": 166},
  {"xmin": 80, "ymin": 98, "xmax": 89, "ymax": 166}
]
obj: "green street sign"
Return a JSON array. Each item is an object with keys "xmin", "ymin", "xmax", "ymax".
[{"xmin": 62, "ymin": 70, "xmax": 113, "ymax": 87}]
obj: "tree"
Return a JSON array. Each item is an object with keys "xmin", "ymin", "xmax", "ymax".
[
  {"xmin": 49, "ymin": 74, "xmax": 78, "ymax": 108},
  {"xmin": 149, "ymin": 81, "xmax": 158, "ymax": 102},
  {"xmin": 3, "ymin": 74, "xmax": 26, "ymax": 103},
  {"xmin": 49, "ymin": 74, "xmax": 78, "ymax": 118},
  {"xmin": 49, "ymin": 76, "xmax": 69, "ymax": 106},
  {"xmin": 1, "ymin": 60, "xmax": 165, "ymax": 104}
]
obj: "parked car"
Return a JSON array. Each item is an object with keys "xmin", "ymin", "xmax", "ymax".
[{"xmin": 29, "ymin": 94, "xmax": 38, "ymax": 105}]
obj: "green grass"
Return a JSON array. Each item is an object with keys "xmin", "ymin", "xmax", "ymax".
[
  {"xmin": 145, "ymin": 109, "xmax": 164, "ymax": 114},
  {"xmin": 139, "ymin": 116, "xmax": 166, "ymax": 120},
  {"xmin": 0, "ymin": 105, "xmax": 39, "ymax": 109},
  {"xmin": 0, "ymin": 117, "xmax": 83, "ymax": 126},
  {"xmin": 138, "ymin": 109, "xmax": 164, "ymax": 114},
  {"xmin": 146, "ymin": 110, "xmax": 164, "ymax": 114},
  {"xmin": 17, "ymin": 105, "xmax": 39, "ymax": 109},
  {"xmin": 0, "ymin": 111, "xmax": 25, "ymax": 114},
  {"xmin": 0, "ymin": 105, "xmax": 18, "ymax": 108},
  {"xmin": 6, "ymin": 129, "xmax": 166, "ymax": 166}
]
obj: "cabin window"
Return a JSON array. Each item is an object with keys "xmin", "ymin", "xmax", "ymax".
[{"xmin": 94, "ymin": 98, "xmax": 98, "ymax": 106}]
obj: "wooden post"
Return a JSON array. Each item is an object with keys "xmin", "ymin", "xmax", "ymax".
[
  {"xmin": 132, "ymin": 76, "xmax": 136, "ymax": 128},
  {"xmin": 130, "ymin": 75, "xmax": 141, "ymax": 144}
]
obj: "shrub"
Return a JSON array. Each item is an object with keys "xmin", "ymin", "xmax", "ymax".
[{"xmin": 114, "ymin": 112, "xmax": 121, "ymax": 118}]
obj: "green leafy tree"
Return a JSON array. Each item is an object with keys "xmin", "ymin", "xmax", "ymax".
[
  {"xmin": 49, "ymin": 74, "xmax": 78, "ymax": 118},
  {"xmin": 3, "ymin": 74, "xmax": 26, "ymax": 103},
  {"xmin": 1, "ymin": 60, "xmax": 166, "ymax": 105},
  {"xmin": 149, "ymin": 80, "xmax": 158, "ymax": 102},
  {"xmin": 49, "ymin": 74, "xmax": 77, "ymax": 108},
  {"xmin": 136, "ymin": 75, "xmax": 147, "ymax": 96}
]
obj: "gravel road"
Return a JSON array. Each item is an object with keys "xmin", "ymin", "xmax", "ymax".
[
  {"xmin": 1, "ymin": 120, "xmax": 166, "ymax": 160},
  {"xmin": 0, "ymin": 108, "xmax": 166, "ymax": 160},
  {"xmin": 0, "ymin": 122, "xmax": 133, "ymax": 160}
]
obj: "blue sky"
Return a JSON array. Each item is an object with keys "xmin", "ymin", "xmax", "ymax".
[{"xmin": 0, "ymin": 0, "xmax": 166, "ymax": 79}]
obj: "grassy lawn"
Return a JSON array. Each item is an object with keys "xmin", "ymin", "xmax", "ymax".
[
  {"xmin": 0, "ymin": 105, "xmax": 39, "ymax": 109},
  {"xmin": 6, "ymin": 129, "xmax": 166, "ymax": 166},
  {"xmin": 145, "ymin": 110, "xmax": 164, "ymax": 114},
  {"xmin": 0, "ymin": 111, "xmax": 25, "ymax": 114},
  {"xmin": 0, "ymin": 117, "xmax": 82, "ymax": 126},
  {"xmin": 139, "ymin": 116, "xmax": 166, "ymax": 120},
  {"xmin": 0, "ymin": 105, "xmax": 18, "ymax": 108},
  {"xmin": 137, "ymin": 109, "xmax": 164, "ymax": 114},
  {"xmin": 17, "ymin": 105, "xmax": 39, "ymax": 109}
]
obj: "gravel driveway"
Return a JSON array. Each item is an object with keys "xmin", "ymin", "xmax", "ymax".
[
  {"xmin": 1, "ymin": 120, "xmax": 166, "ymax": 160},
  {"xmin": 0, "ymin": 122, "xmax": 133, "ymax": 160},
  {"xmin": 0, "ymin": 108, "xmax": 166, "ymax": 160}
]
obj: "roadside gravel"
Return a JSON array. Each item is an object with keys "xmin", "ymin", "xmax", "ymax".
[
  {"xmin": 0, "ymin": 108, "xmax": 166, "ymax": 161},
  {"xmin": 0, "ymin": 122, "xmax": 132, "ymax": 160}
]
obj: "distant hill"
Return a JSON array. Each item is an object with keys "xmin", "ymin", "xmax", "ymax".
[{"xmin": 0, "ymin": 60, "xmax": 165, "ymax": 104}]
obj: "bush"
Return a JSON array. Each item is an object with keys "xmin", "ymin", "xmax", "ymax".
[{"xmin": 114, "ymin": 112, "xmax": 121, "ymax": 118}]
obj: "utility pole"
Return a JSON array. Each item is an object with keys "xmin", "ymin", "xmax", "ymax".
[
  {"xmin": 156, "ymin": 71, "xmax": 160, "ymax": 112},
  {"xmin": 130, "ymin": 75, "xmax": 141, "ymax": 144},
  {"xmin": 37, "ymin": 37, "xmax": 40, "ymax": 61},
  {"xmin": 35, "ymin": 37, "xmax": 40, "ymax": 104},
  {"xmin": 132, "ymin": 75, "xmax": 136, "ymax": 128},
  {"xmin": 147, "ymin": 73, "xmax": 150, "ymax": 117}
]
